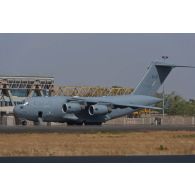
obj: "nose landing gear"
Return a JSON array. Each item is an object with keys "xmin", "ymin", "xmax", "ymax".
[
  {"xmin": 21, "ymin": 120, "xmax": 27, "ymax": 126},
  {"xmin": 37, "ymin": 111, "xmax": 44, "ymax": 125}
]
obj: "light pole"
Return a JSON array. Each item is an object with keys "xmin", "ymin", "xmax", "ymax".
[
  {"xmin": 162, "ymin": 56, "xmax": 168, "ymax": 117},
  {"xmin": 162, "ymin": 56, "xmax": 168, "ymax": 62}
]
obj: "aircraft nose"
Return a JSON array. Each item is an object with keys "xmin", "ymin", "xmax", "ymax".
[
  {"xmin": 13, "ymin": 105, "xmax": 18, "ymax": 116},
  {"xmin": 13, "ymin": 105, "xmax": 22, "ymax": 117}
]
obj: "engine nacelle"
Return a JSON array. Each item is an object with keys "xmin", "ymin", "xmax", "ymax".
[
  {"xmin": 88, "ymin": 104, "xmax": 112, "ymax": 116},
  {"xmin": 62, "ymin": 102, "xmax": 82, "ymax": 114}
]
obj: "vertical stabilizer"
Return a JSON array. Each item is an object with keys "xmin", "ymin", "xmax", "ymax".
[{"xmin": 132, "ymin": 61, "xmax": 193, "ymax": 96}]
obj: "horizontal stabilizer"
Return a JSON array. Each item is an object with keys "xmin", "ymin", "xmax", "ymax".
[{"xmin": 156, "ymin": 64, "xmax": 195, "ymax": 68}]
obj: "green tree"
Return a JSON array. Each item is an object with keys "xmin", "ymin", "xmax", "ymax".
[{"xmin": 156, "ymin": 92, "xmax": 195, "ymax": 116}]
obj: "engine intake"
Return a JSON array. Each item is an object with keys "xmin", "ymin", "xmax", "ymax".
[
  {"xmin": 62, "ymin": 102, "xmax": 82, "ymax": 114},
  {"xmin": 88, "ymin": 104, "xmax": 112, "ymax": 116}
]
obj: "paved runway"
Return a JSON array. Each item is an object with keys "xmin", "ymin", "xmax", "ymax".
[
  {"xmin": 0, "ymin": 124, "xmax": 195, "ymax": 133},
  {"xmin": 0, "ymin": 155, "xmax": 195, "ymax": 163}
]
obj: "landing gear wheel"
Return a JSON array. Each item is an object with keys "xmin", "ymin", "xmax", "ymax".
[
  {"xmin": 75, "ymin": 122, "xmax": 83, "ymax": 126},
  {"xmin": 67, "ymin": 122, "xmax": 74, "ymax": 126},
  {"xmin": 67, "ymin": 122, "xmax": 83, "ymax": 126},
  {"xmin": 38, "ymin": 117, "xmax": 44, "ymax": 126},
  {"xmin": 21, "ymin": 120, "xmax": 27, "ymax": 126},
  {"xmin": 84, "ymin": 122, "xmax": 102, "ymax": 126}
]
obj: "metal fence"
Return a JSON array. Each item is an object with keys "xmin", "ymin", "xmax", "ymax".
[{"xmin": 106, "ymin": 116, "xmax": 195, "ymax": 126}]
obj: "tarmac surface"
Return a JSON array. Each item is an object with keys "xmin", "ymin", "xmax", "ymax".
[
  {"xmin": 0, "ymin": 155, "xmax": 195, "ymax": 163},
  {"xmin": 0, "ymin": 124, "xmax": 195, "ymax": 133}
]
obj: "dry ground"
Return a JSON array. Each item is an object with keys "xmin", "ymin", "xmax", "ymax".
[{"xmin": 0, "ymin": 131, "xmax": 195, "ymax": 156}]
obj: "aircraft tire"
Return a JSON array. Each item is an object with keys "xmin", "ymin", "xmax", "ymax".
[
  {"xmin": 67, "ymin": 122, "xmax": 83, "ymax": 126},
  {"xmin": 84, "ymin": 122, "xmax": 102, "ymax": 126},
  {"xmin": 38, "ymin": 117, "xmax": 44, "ymax": 126},
  {"xmin": 21, "ymin": 120, "xmax": 27, "ymax": 126}
]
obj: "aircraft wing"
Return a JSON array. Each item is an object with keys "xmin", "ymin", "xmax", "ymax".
[
  {"xmin": 114, "ymin": 103, "xmax": 162, "ymax": 110},
  {"xmin": 67, "ymin": 97, "xmax": 162, "ymax": 110}
]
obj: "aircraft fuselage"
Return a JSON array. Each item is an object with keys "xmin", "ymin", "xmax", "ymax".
[{"xmin": 13, "ymin": 95, "xmax": 161, "ymax": 124}]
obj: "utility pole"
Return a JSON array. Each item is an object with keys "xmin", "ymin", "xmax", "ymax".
[{"xmin": 162, "ymin": 56, "xmax": 168, "ymax": 117}]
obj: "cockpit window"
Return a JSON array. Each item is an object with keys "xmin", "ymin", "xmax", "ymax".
[
  {"xmin": 23, "ymin": 102, "xmax": 29, "ymax": 106},
  {"xmin": 22, "ymin": 99, "xmax": 26, "ymax": 104}
]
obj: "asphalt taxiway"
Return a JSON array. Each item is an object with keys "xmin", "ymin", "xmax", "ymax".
[
  {"xmin": 0, "ymin": 155, "xmax": 195, "ymax": 163},
  {"xmin": 0, "ymin": 124, "xmax": 195, "ymax": 133}
]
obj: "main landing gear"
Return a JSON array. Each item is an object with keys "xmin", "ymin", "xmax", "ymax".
[
  {"xmin": 67, "ymin": 122, "xmax": 102, "ymax": 126},
  {"xmin": 84, "ymin": 122, "xmax": 102, "ymax": 126}
]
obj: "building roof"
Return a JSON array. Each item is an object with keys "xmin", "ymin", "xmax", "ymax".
[{"xmin": 0, "ymin": 75, "xmax": 54, "ymax": 80}]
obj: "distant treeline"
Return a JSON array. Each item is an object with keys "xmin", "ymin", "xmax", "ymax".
[{"xmin": 157, "ymin": 92, "xmax": 195, "ymax": 116}]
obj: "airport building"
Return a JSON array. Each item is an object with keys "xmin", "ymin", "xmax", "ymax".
[
  {"xmin": 0, "ymin": 75, "xmax": 54, "ymax": 106},
  {"xmin": 0, "ymin": 75, "xmax": 54, "ymax": 125}
]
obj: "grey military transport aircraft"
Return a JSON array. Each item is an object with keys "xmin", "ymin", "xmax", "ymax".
[{"xmin": 13, "ymin": 61, "xmax": 193, "ymax": 125}]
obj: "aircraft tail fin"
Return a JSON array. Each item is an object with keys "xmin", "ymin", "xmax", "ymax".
[{"xmin": 132, "ymin": 61, "xmax": 194, "ymax": 96}]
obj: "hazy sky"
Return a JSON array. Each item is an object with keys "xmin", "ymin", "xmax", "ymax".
[{"xmin": 0, "ymin": 34, "xmax": 194, "ymax": 99}]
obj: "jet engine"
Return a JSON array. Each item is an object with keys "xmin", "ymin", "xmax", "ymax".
[
  {"xmin": 62, "ymin": 102, "xmax": 82, "ymax": 114},
  {"xmin": 88, "ymin": 104, "xmax": 112, "ymax": 116}
]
